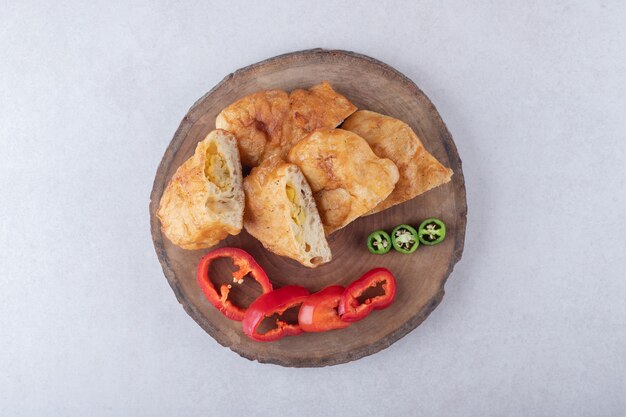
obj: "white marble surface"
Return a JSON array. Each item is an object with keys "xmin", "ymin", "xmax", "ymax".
[{"xmin": 2, "ymin": 1, "xmax": 626, "ymax": 416}]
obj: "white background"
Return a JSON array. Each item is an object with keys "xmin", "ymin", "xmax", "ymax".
[{"xmin": 2, "ymin": 1, "xmax": 625, "ymax": 416}]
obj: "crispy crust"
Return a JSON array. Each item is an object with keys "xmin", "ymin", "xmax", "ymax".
[
  {"xmin": 287, "ymin": 128, "xmax": 399, "ymax": 235},
  {"xmin": 342, "ymin": 110, "xmax": 453, "ymax": 213},
  {"xmin": 157, "ymin": 130, "xmax": 244, "ymax": 249},
  {"xmin": 216, "ymin": 81, "xmax": 357, "ymax": 167}
]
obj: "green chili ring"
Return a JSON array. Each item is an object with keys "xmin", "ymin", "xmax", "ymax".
[
  {"xmin": 367, "ymin": 230, "xmax": 392, "ymax": 254},
  {"xmin": 418, "ymin": 218, "xmax": 446, "ymax": 245},
  {"xmin": 391, "ymin": 224, "xmax": 420, "ymax": 254}
]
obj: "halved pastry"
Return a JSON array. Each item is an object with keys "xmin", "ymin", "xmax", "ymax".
[
  {"xmin": 216, "ymin": 81, "xmax": 357, "ymax": 167},
  {"xmin": 287, "ymin": 128, "xmax": 400, "ymax": 235},
  {"xmin": 157, "ymin": 129, "xmax": 244, "ymax": 250},
  {"xmin": 342, "ymin": 110, "xmax": 453, "ymax": 214},
  {"xmin": 243, "ymin": 157, "xmax": 331, "ymax": 268}
]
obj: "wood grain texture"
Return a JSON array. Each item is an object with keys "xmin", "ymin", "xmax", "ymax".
[{"xmin": 149, "ymin": 49, "xmax": 467, "ymax": 367}]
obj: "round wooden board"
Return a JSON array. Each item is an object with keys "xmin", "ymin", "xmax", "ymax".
[{"xmin": 150, "ymin": 49, "xmax": 466, "ymax": 367}]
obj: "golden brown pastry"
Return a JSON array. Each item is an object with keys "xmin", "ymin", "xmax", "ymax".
[
  {"xmin": 215, "ymin": 81, "xmax": 357, "ymax": 167},
  {"xmin": 244, "ymin": 157, "xmax": 331, "ymax": 268},
  {"xmin": 157, "ymin": 130, "xmax": 244, "ymax": 250},
  {"xmin": 287, "ymin": 128, "xmax": 399, "ymax": 235},
  {"xmin": 342, "ymin": 110, "xmax": 453, "ymax": 213}
]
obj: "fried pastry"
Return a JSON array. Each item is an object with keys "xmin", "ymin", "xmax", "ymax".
[
  {"xmin": 287, "ymin": 128, "xmax": 399, "ymax": 235},
  {"xmin": 157, "ymin": 129, "xmax": 244, "ymax": 250},
  {"xmin": 342, "ymin": 110, "xmax": 453, "ymax": 213},
  {"xmin": 243, "ymin": 157, "xmax": 331, "ymax": 268},
  {"xmin": 216, "ymin": 81, "xmax": 356, "ymax": 167}
]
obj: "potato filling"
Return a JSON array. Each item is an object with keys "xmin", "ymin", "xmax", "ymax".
[
  {"xmin": 204, "ymin": 142, "xmax": 230, "ymax": 191},
  {"xmin": 286, "ymin": 184, "xmax": 305, "ymax": 225},
  {"xmin": 286, "ymin": 184, "xmax": 306, "ymax": 244}
]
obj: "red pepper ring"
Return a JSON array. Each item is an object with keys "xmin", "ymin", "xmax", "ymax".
[
  {"xmin": 338, "ymin": 267, "xmax": 397, "ymax": 323},
  {"xmin": 242, "ymin": 286, "xmax": 310, "ymax": 342},
  {"xmin": 197, "ymin": 247, "xmax": 273, "ymax": 321},
  {"xmin": 299, "ymin": 285, "xmax": 351, "ymax": 333}
]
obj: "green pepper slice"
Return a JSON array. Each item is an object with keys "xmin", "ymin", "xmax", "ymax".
[
  {"xmin": 367, "ymin": 230, "xmax": 391, "ymax": 254},
  {"xmin": 418, "ymin": 218, "xmax": 446, "ymax": 245},
  {"xmin": 391, "ymin": 224, "xmax": 419, "ymax": 254}
]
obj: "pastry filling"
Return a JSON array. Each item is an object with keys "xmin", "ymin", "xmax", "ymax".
[
  {"xmin": 286, "ymin": 183, "xmax": 306, "ymax": 244},
  {"xmin": 204, "ymin": 142, "xmax": 231, "ymax": 192},
  {"xmin": 286, "ymin": 184, "xmax": 305, "ymax": 226}
]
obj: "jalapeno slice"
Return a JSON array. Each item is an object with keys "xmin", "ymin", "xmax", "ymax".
[
  {"xmin": 418, "ymin": 218, "xmax": 446, "ymax": 245},
  {"xmin": 367, "ymin": 230, "xmax": 392, "ymax": 254},
  {"xmin": 391, "ymin": 224, "xmax": 419, "ymax": 254}
]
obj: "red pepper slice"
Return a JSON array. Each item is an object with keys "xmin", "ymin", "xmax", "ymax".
[
  {"xmin": 298, "ymin": 285, "xmax": 351, "ymax": 333},
  {"xmin": 338, "ymin": 267, "xmax": 397, "ymax": 322},
  {"xmin": 242, "ymin": 286, "xmax": 310, "ymax": 342},
  {"xmin": 197, "ymin": 247, "xmax": 273, "ymax": 321}
]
